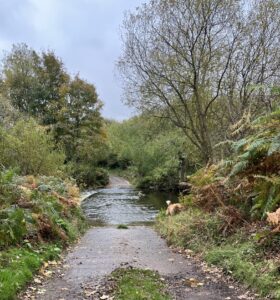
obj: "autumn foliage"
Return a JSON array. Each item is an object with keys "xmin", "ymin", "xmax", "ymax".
[{"xmin": 181, "ymin": 109, "xmax": 280, "ymax": 239}]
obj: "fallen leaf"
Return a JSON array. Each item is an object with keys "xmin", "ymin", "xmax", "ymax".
[
  {"xmin": 84, "ymin": 290, "xmax": 97, "ymax": 297},
  {"xmin": 34, "ymin": 278, "xmax": 42, "ymax": 284},
  {"xmin": 185, "ymin": 278, "xmax": 203, "ymax": 288},
  {"xmin": 238, "ymin": 294, "xmax": 250, "ymax": 299},
  {"xmin": 37, "ymin": 289, "xmax": 46, "ymax": 295}
]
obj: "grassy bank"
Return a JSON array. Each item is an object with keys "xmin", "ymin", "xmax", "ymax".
[
  {"xmin": 0, "ymin": 245, "xmax": 61, "ymax": 300},
  {"xmin": 156, "ymin": 206, "xmax": 280, "ymax": 299},
  {"xmin": 0, "ymin": 170, "xmax": 87, "ymax": 299}
]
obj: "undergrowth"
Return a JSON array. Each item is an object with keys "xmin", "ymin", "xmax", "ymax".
[
  {"xmin": 156, "ymin": 211, "xmax": 280, "ymax": 299},
  {"xmin": 0, "ymin": 169, "xmax": 87, "ymax": 299},
  {"xmin": 156, "ymin": 110, "xmax": 280, "ymax": 299}
]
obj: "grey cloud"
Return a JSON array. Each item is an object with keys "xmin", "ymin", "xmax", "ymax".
[{"xmin": 0, "ymin": 0, "xmax": 145, "ymax": 120}]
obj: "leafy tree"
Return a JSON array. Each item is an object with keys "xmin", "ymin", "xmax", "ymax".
[
  {"xmin": 1, "ymin": 44, "xmax": 109, "ymax": 186},
  {"xmin": 1, "ymin": 44, "xmax": 69, "ymax": 124},
  {"xmin": 0, "ymin": 94, "xmax": 20, "ymax": 127},
  {"xmin": 53, "ymin": 75, "xmax": 104, "ymax": 161}
]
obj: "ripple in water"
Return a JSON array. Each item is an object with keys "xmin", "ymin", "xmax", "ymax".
[{"xmin": 81, "ymin": 186, "xmax": 177, "ymax": 226}]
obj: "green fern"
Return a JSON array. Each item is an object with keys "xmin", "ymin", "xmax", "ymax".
[
  {"xmin": 219, "ymin": 159, "xmax": 234, "ymax": 168},
  {"xmin": 268, "ymin": 133, "xmax": 280, "ymax": 156},
  {"xmin": 229, "ymin": 160, "xmax": 249, "ymax": 177},
  {"xmin": 232, "ymin": 138, "xmax": 248, "ymax": 153},
  {"xmin": 251, "ymin": 176, "xmax": 280, "ymax": 219},
  {"xmin": 246, "ymin": 138, "xmax": 269, "ymax": 154},
  {"xmin": 253, "ymin": 175, "xmax": 280, "ymax": 185},
  {"xmin": 226, "ymin": 109, "xmax": 280, "ymax": 218}
]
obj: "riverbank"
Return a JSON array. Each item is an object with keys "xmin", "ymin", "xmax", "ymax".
[
  {"xmin": 108, "ymin": 168, "xmax": 180, "ymax": 192},
  {"xmin": 0, "ymin": 172, "xmax": 87, "ymax": 300},
  {"xmin": 156, "ymin": 209, "xmax": 280, "ymax": 299},
  {"xmin": 155, "ymin": 164, "xmax": 280, "ymax": 299}
]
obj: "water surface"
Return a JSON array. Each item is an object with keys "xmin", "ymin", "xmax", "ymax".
[{"xmin": 81, "ymin": 184, "xmax": 177, "ymax": 226}]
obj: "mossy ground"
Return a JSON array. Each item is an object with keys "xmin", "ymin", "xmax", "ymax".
[
  {"xmin": 112, "ymin": 268, "xmax": 170, "ymax": 300},
  {"xmin": 117, "ymin": 224, "xmax": 129, "ymax": 229}
]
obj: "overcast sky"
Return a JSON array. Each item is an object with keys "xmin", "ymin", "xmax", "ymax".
[{"xmin": 0, "ymin": 0, "xmax": 145, "ymax": 120}]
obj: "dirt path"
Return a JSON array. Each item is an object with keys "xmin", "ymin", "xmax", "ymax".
[{"xmin": 21, "ymin": 177, "xmax": 254, "ymax": 300}]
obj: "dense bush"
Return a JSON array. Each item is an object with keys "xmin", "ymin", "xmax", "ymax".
[
  {"xmin": 0, "ymin": 119, "xmax": 65, "ymax": 176},
  {"xmin": 0, "ymin": 170, "xmax": 86, "ymax": 249},
  {"xmin": 0, "ymin": 208, "xmax": 28, "ymax": 247},
  {"xmin": 225, "ymin": 109, "xmax": 280, "ymax": 219},
  {"xmin": 73, "ymin": 165, "xmax": 109, "ymax": 188},
  {"xmin": 0, "ymin": 168, "xmax": 86, "ymax": 299},
  {"xmin": 0, "ymin": 44, "xmax": 110, "ymax": 188},
  {"xmin": 107, "ymin": 116, "xmax": 197, "ymax": 190},
  {"xmin": 179, "ymin": 109, "xmax": 280, "ymax": 224}
]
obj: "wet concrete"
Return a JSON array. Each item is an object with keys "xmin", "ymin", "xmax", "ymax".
[{"xmin": 22, "ymin": 226, "xmax": 253, "ymax": 300}]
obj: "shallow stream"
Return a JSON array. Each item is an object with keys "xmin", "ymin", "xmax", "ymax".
[{"xmin": 81, "ymin": 183, "xmax": 177, "ymax": 226}]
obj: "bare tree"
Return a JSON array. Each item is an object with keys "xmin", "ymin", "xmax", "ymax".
[{"xmin": 118, "ymin": 0, "xmax": 280, "ymax": 163}]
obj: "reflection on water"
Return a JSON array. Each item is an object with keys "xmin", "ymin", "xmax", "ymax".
[{"xmin": 81, "ymin": 186, "xmax": 177, "ymax": 226}]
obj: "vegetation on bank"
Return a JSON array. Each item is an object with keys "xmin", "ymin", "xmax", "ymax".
[
  {"xmin": 156, "ymin": 109, "xmax": 280, "ymax": 299},
  {"xmin": 0, "ymin": 245, "xmax": 61, "ymax": 300},
  {"xmin": 0, "ymin": 170, "xmax": 87, "ymax": 299},
  {"xmin": 106, "ymin": 116, "xmax": 196, "ymax": 190},
  {"xmin": 156, "ymin": 211, "xmax": 280, "ymax": 299}
]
